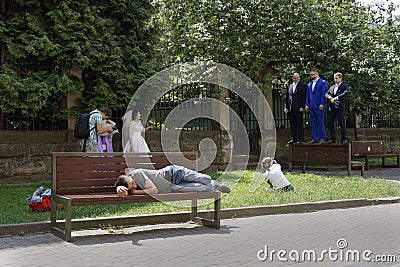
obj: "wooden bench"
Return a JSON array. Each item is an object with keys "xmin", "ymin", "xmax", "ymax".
[
  {"xmin": 351, "ymin": 141, "xmax": 400, "ymax": 170},
  {"xmin": 51, "ymin": 152, "xmax": 221, "ymax": 242},
  {"xmin": 288, "ymin": 143, "xmax": 364, "ymax": 176}
]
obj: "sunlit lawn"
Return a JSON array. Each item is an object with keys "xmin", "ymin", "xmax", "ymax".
[{"xmin": 1, "ymin": 170, "xmax": 399, "ymax": 225}]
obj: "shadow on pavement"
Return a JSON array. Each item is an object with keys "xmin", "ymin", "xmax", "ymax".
[{"xmin": 72, "ymin": 224, "xmax": 236, "ymax": 246}]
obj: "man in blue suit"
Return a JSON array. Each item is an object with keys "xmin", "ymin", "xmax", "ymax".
[
  {"xmin": 325, "ymin": 72, "xmax": 349, "ymax": 144},
  {"xmin": 305, "ymin": 68, "xmax": 328, "ymax": 144}
]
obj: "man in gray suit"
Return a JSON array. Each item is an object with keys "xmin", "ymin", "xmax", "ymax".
[{"xmin": 284, "ymin": 73, "xmax": 307, "ymax": 144}]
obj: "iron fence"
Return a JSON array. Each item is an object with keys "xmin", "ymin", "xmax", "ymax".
[
  {"xmin": 149, "ymin": 83, "xmax": 214, "ymax": 130},
  {"xmin": 359, "ymin": 109, "xmax": 400, "ymax": 128},
  {"xmin": 0, "ymin": 114, "xmax": 67, "ymax": 131},
  {"xmin": 1, "ymin": 83, "xmax": 399, "ymax": 131}
]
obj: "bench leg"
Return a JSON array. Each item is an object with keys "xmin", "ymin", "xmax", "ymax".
[
  {"xmin": 214, "ymin": 197, "xmax": 221, "ymax": 229},
  {"xmin": 361, "ymin": 163, "xmax": 365, "ymax": 177},
  {"xmin": 301, "ymin": 164, "xmax": 306, "ymax": 174},
  {"xmin": 191, "ymin": 199, "xmax": 197, "ymax": 223},
  {"xmin": 397, "ymin": 156, "xmax": 400, "ymax": 168},
  {"xmin": 382, "ymin": 157, "xmax": 385, "ymax": 167},
  {"xmin": 348, "ymin": 163, "xmax": 351, "ymax": 176},
  {"xmin": 51, "ymin": 199, "xmax": 72, "ymax": 242},
  {"xmin": 65, "ymin": 200, "xmax": 73, "ymax": 242},
  {"xmin": 191, "ymin": 197, "xmax": 220, "ymax": 229},
  {"xmin": 351, "ymin": 161, "xmax": 364, "ymax": 177},
  {"xmin": 51, "ymin": 197, "xmax": 57, "ymax": 227},
  {"xmin": 365, "ymin": 157, "xmax": 369, "ymax": 170}
]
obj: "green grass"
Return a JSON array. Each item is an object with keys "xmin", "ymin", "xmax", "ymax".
[{"xmin": 1, "ymin": 171, "xmax": 399, "ymax": 225}]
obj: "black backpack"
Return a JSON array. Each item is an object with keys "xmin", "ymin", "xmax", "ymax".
[{"xmin": 74, "ymin": 111, "xmax": 99, "ymax": 140}]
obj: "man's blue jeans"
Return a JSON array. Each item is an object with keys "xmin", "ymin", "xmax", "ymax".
[{"xmin": 169, "ymin": 165, "xmax": 217, "ymax": 192}]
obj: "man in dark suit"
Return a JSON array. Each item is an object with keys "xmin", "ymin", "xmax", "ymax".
[
  {"xmin": 284, "ymin": 73, "xmax": 307, "ymax": 144},
  {"xmin": 325, "ymin": 72, "xmax": 349, "ymax": 144},
  {"xmin": 305, "ymin": 68, "xmax": 328, "ymax": 144}
]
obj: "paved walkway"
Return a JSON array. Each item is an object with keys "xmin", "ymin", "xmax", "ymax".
[{"xmin": 1, "ymin": 203, "xmax": 399, "ymax": 267}]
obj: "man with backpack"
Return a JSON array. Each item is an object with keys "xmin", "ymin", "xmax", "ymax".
[{"xmin": 79, "ymin": 108, "xmax": 114, "ymax": 152}]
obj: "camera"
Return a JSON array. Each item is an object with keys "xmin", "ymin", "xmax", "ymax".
[{"xmin": 112, "ymin": 125, "xmax": 118, "ymax": 130}]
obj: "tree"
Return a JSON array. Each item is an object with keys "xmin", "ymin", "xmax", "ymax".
[
  {"xmin": 0, "ymin": 0, "xmax": 157, "ymax": 123},
  {"xmin": 346, "ymin": 3, "xmax": 400, "ymax": 117},
  {"xmin": 156, "ymin": 0, "xmax": 400, "ymax": 119}
]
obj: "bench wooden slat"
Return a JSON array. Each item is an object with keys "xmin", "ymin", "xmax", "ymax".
[
  {"xmin": 364, "ymin": 154, "xmax": 398, "ymax": 157},
  {"xmin": 56, "ymin": 171, "xmax": 125, "ymax": 180},
  {"xmin": 351, "ymin": 141, "xmax": 385, "ymax": 156},
  {"xmin": 56, "ymin": 178, "xmax": 117, "ymax": 188},
  {"xmin": 291, "ymin": 144, "xmax": 349, "ymax": 164},
  {"xmin": 125, "ymin": 155, "xmax": 197, "ymax": 170},
  {"xmin": 56, "ymin": 153, "xmax": 197, "ymax": 165},
  {"xmin": 291, "ymin": 145, "xmax": 349, "ymax": 164},
  {"xmin": 57, "ymin": 156, "xmax": 127, "ymax": 165},
  {"xmin": 56, "ymin": 187, "xmax": 115, "ymax": 195},
  {"xmin": 56, "ymin": 164, "xmax": 127, "ymax": 172}
]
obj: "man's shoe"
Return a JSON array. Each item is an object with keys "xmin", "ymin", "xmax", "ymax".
[
  {"xmin": 297, "ymin": 141, "xmax": 304, "ymax": 144},
  {"xmin": 342, "ymin": 139, "xmax": 348, "ymax": 145},
  {"xmin": 325, "ymin": 139, "xmax": 337, "ymax": 144},
  {"xmin": 216, "ymin": 184, "xmax": 231, "ymax": 193},
  {"xmin": 288, "ymin": 140, "xmax": 296, "ymax": 144},
  {"xmin": 318, "ymin": 141, "xmax": 325, "ymax": 144},
  {"xmin": 307, "ymin": 140, "xmax": 317, "ymax": 144}
]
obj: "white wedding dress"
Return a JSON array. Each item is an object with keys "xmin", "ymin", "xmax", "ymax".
[{"xmin": 125, "ymin": 120, "xmax": 150, "ymax": 153}]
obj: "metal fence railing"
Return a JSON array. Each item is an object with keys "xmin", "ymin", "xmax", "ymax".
[
  {"xmin": 1, "ymin": 84, "xmax": 399, "ymax": 131},
  {"xmin": 359, "ymin": 109, "xmax": 400, "ymax": 128},
  {"xmin": 0, "ymin": 114, "xmax": 68, "ymax": 131},
  {"xmin": 149, "ymin": 83, "xmax": 214, "ymax": 131}
]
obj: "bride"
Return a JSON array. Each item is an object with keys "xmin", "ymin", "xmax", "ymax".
[{"xmin": 125, "ymin": 109, "xmax": 152, "ymax": 153}]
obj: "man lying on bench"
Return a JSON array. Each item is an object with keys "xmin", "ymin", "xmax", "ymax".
[{"xmin": 115, "ymin": 165, "xmax": 231, "ymax": 196}]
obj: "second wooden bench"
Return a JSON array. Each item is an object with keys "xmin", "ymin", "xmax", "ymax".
[
  {"xmin": 288, "ymin": 143, "xmax": 364, "ymax": 176},
  {"xmin": 351, "ymin": 141, "xmax": 400, "ymax": 170}
]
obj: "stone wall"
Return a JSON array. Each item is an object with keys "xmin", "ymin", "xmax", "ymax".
[
  {"xmin": 0, "ymin": 131, "xmax": 71, "ymax": 184},
  {"xmin": 1, "ymin": 128, "xmax": 399, "ymax": 184},
  {"xmin": 0, "ymin": 130, "xmax": 231, "ymax": 184}
]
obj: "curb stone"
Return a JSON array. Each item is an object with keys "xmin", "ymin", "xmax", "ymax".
[{"xmin": 1, "ymin": 197, "xmax": 399, "ymax": 238}]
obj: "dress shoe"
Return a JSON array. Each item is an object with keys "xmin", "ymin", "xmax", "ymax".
[
  {"xmin": 288, "ymin": 140, "xmax": 296, "ymax": 144},
  {"xmin": 325, "ymin": 139, "xmax": 337, "ymax": 144},
  {"xmin": 307, "ymin": 140, "xmax": 317, "ymax": 144},
  {"xmin": 297, "ymin": 141, "xmax": 304, "ymax": 144},
  {"xmin": 342, "ymin": 139, "xmax": 348, "ymax": 145},
  {"xmin": 318, "ymin": 141, "xmax": 325, "ymax": 144}
]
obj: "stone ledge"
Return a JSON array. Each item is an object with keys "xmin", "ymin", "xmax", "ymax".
[{"xmin": 1, "ymin": 197, "xmax": 399, "ymax": 238}]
